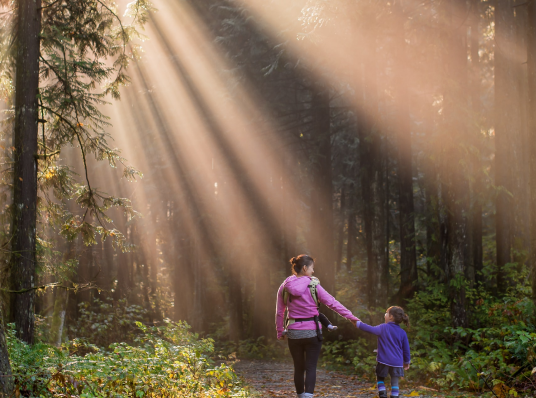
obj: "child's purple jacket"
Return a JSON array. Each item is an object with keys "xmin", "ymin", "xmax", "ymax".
[
  {"xmin": 357, "ymin": 321, "xmax": 411, "ymax": 367},
  {"xmin": 275, "ymin": 275, "xmax": 359, "ymax": 339}
]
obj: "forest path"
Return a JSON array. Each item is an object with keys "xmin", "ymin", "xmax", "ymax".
[{"xmin": 232, "ymin": 359, "xmax": 375, "ymax": 397}]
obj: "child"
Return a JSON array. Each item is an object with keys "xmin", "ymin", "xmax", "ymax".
[{"xmin": 356, "ymin": 306, "xmax": 410, "ymax": 398}]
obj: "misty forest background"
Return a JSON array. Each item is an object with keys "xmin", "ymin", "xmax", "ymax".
[{"xmin": 1, "ymin": 0, "xmax": 536, "ymax": 395}]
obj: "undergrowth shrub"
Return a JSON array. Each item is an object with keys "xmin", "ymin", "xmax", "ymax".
[
  {"xmin": 323, "ymin": 278, "xmax": 536, "ymax": 395},
  {"xmin": 214, "ymin": 336, "xmax": 288, "ymax": 360},
  {"xmin": 70, "ymin": 297, "xmax": 148, "ymax": 346},
  {"xmin": 9, "ymin": 320, "xmax": 250, "ymax": 397}
]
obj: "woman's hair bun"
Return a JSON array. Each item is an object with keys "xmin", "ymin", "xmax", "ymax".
[{"xmin": 289, "ymin": 254, "xmax": 315, "ymax": 275}]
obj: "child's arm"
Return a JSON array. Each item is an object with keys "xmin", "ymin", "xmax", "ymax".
[
  {"xmin": 356, "ymin": 321, "xmax": 383, "ymax": 336},
  {"xmin": 402, "ymin": 332, "xmax": 411, "ymax": 366}
]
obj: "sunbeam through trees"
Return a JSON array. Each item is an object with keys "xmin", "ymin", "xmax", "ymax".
[{"xmin": 0, "ymin": 0, "xmax": 536, "ymax": 396}]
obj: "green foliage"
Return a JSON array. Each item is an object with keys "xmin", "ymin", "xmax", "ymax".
[
  {"xmin": 220, "ymin": 337, "xmax": 287, "ymax": 360},
  {"xmin": 0, "ymin": 0, "xmax": 153, "ymax": 265},
  {"xmin": 70, "ymin": 297, "xmax": 149, "ymax": 347},
  {"xmin": 8, "ymin": 321, "xmax": 251, "ymax": 397},
  {"xmin": 322, "ymin": 338, "xmax": 376, "ymax": 377},
  {"xmin": 323, "ymin": 277, "xmax": 536, "ymax": 393}
]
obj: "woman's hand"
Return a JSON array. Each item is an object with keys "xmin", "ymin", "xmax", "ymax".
[
  {"xmin": 403, "ymin": 363, "xmax": 410, "ymax": 370},
  {"xmin": 278, "ymin": 335, "xmax": 287, "ymax": 341}
]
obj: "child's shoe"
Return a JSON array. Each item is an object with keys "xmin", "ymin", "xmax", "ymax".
[
  {"xmin": 379, "ymin": 392, "xmax": 387, "ymax": 398},
  {"xmin": 303, "ymin": 394, "xmax": 314, "ymax": 398}
]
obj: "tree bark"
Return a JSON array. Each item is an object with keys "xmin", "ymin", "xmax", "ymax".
[
  {"xmin": 424, "ymin": 158, "xmax": 441, "ymax": 277},
  {"xmin": 470, "ymin": 0, "xmax": 484, "ymax": 283},
  {"xmin": 147, "ymin": 210, "xmax": 162, "ymax": 322},
  {"xmin": 0, "ymin": 307, "xmax": 12, "ymax": 395},
  {"xmin": 309, "ymin": 84, "xmax": 335, "ymax": 293},
  {"xmin": 335, "ymin": 187, "xmax": 346, "ymax": 272},
  {"xmin": 10, "ymin": 0, "xmax": 42, "ymax": 344},
  {"xmin": 442, "ymin": 0, "xmax": 469, "ymax": 327},
  {"xmin": 495, "ymin": 0, "xmax": 517, "ymax": 293},
  {"xmin": 528, "ymin": 0, "xmax": 536, "ymax": 302},
  {"xmin": 346, "ymin": 192, "xmax": 356, "ymax": 268},
  {"xmin": 393, "ymin": 0, "xmax": 418, "ymax": 302},
  {"xmin": 49, "ymin": 287, "xmax": 69, "ymax": 346}
]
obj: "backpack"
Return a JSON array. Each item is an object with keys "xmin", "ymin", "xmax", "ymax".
[{"xmin": 283, "ymin": 276, "xmax": 320, "ymax": 327}]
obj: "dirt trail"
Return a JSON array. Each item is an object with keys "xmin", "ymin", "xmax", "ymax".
[{"xmin": 232, "ymin": 359, "xmax": 376, "ymax": 397}]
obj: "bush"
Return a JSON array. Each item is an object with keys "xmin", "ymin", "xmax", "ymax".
[
  {"xmin": 70, "ymin": 297, "xmax": 149, "ymax": 347},
  {"xmin": 9, "ymin": 320, "xmax": 251, "ymax": 397}
]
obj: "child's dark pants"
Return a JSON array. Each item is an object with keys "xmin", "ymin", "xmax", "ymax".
[
  {"xmin": 288, "ymin": 337, "xmax": 322, "ymax": 394},
  {"xmin": 376, "ymin": 363, "xmax": 404, "ymax": 398}
]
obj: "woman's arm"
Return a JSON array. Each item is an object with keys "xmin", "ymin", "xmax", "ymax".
[
  {"xmin": 275, "ymin": 284, "xmax": 286, "ymax": 339},
  {"xmin": 316, "ymin": 285, "xmax": 360, "ymax": 323},
  {"xmin": 356, "ymin": 321, "xmax": 383, "ymax": 336}
]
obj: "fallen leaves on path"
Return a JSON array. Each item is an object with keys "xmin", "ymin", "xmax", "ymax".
[
  {"xmin": 233, "ymin": 360, "xmax": 448, "ymax": 398},
  {"xmin": 232, "ymin": 359, "xmax": 375, "ymax": 397}
]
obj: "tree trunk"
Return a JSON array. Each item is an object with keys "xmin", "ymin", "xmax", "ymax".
[
  {"xmin": 495, "ymin": 0, "xmax": 517, "ymax": 293},
  {"xmin": 470, "ymin": 0, "xmax": 484, "ymax": 283},
  {"xmin": 309, "ymin": 84, "xmax": 335, "ymax": 293},
  {"xmin": 393, "ymin": 0, "xmax": 418, "ymax": 302},
  {"xmin": 513, "ymin": 2, "xmax": 530, "ymax": 268},
  {"xmin": 383, "ymin": 143, "xmax": 391, "ymax": 299},
  {"xmin": 49, "ymin": 287, "xmax": 69, "ymax": 346},
  {"xmin": 528, "ymin": 0, "xmax": 536, "ymax": 302},
  {"xmin": 335, "ymin": 187, "xmax": 346, "ymax": 272},
  {"xmin": 228, "ymin": 265, "xmax": 243, "ymax": 342},
  {"xmin": 358, "ymin": 119, "xmax": 383, "ymax": 308},
  {"xmin": 346, "ymin": 192, "xmax": 357, "ymax": 268},
  {"xmin": 9, "ymin": 0, "xmax": 42, "ymax": 344},
  {"xmin": 0, "ymin": 307, "xmax": 12, "ymax": 395},
  {"xmin": 443, "ymin": 0, "xmax": 469, "ymax": 327},
  {"xmin": 424, "ymin": 158, "xmax": 441, "ymax": 277},
  {"xmin": 147, "ymin": 211, "xmax": 161, "ymax": 322}
]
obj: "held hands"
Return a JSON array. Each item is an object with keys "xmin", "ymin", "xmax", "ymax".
[{"xmin": 404, "ymin": 363, "xmax": 410, "ymax": 370}]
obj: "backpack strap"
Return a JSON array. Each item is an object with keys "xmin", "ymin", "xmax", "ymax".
[
  {"xmin": 284, "ymin": 277, "xmax": 321, "ymax": 328},
  {"xmin": 308, "ymin": 277, "xmax": 320, "ymax": 309}
]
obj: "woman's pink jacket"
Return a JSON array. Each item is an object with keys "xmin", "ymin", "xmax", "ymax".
[{"xmin": 275, "ymin": 275, "xmax": 359, "ymax": 339}]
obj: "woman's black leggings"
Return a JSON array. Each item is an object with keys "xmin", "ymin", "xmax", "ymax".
[{"xmin": 288, "ymin": 337, "xmax": 322, "ymax": 394}]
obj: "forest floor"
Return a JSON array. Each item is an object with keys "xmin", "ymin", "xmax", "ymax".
[{"xmin": 232, "ymin": 360, "xmax": 443, "ymax": 398}]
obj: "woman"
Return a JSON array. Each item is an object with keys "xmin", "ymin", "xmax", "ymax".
[{"xmin": 275, "ymin": 254, "xmax": 360, "ymax": 398}]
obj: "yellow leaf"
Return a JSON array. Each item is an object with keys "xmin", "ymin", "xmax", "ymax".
[
  {"xmin": 407, "ymin": 391, "xmax": 420, "ymax": 397},
  {"xmin": 493, "ymin": 383, "xmax": 509, "ymax": 398}
]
